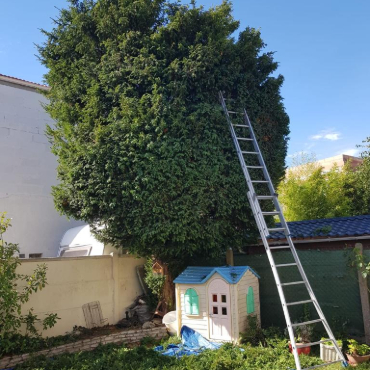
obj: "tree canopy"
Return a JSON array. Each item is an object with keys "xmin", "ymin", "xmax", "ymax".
[
  {"xmin": 278, "ymin": 151, "xmax": 370, "ymax": 222},
  {"xmin": 39, "ymin": 0, "xmax": 289, "ymax": 263}
]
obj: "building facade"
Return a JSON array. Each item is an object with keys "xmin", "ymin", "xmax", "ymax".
[{"xmin": 0, "ymin": 74, "xmax": 84, "ymax": 257}]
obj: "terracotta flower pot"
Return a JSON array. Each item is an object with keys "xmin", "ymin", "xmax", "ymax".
[
  {"xmin": 346, "ymin": 352, "xmax": 370, "ymax": 366},
  {"xmin": 289, "ymin": 342, "xmax": 311, "ymax": 355}
]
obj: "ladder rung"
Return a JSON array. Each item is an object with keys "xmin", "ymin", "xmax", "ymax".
[
  {"xmin": 233, "ymin": 124, "xmax": 249, "ymax": 128},
  {"xmin": 246, "ymin": 166, "xmax": 263, "ymax": 169},
  {"xmin": 281, "ymin": 281, "xmax": 305, "ymax": 286},
  {"xmin": 287, "ymin": 299, "xmax": 313, "ymax": 306},
  {"xmin": 252, "ymin": 181, "xmax": 269, "ymax": 184},
  {"xmin": 241, "ymin": 151, "xmax": 259, "ymax": 155},
  {"xmin": 269, "ymin": 245, "xmax": 290, "ymax": 250},
  {"xmin": 236, "ymin": 137, "xmax": 253, "ymax": 141},
  {"xmin": 257, "ymin": 195, "xmax": 275, "ymax": 200},
  {"xmin": 291, "ymin": 319, "xmax": 323, "ymax": 327},
  {"xmin": 268, "ymin": 227, "xmax": 285, "ymax": 232},
  {"xmin": 275, "ymin": 263, "xmax": 297, "ymax": 268},
  {"xmin": 301, "ymin": 360, "xmax": 343, "ymax": 370},
  {"xmin": 228, "ymin": 111, "xmax": 243, "ymax": 114},
  {"xmin": 296, "ymin": 339, "xmax": 333, "ymax": 348}
]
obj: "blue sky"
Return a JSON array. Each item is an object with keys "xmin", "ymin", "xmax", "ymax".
[{"xmin": 1, "ymin": 0, "xmax": 369, "ymax": 164}]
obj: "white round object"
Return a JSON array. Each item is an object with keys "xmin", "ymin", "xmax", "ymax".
[{"xmin": 162, "ymin": 311, "xmax": 177, "ymax": 336}]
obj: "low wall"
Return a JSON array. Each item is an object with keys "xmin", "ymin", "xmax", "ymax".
[
  {"xmin": 18, "ymin": 254, "xmax": 146, "ymax": 337},
  {"xmin": 0, "ymin": 326, "xmax": 167, "ymax": 369}
]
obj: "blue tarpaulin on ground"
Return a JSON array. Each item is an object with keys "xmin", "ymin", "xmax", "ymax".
[{"xmin": 154, "ymin": 326, "xmax": 222, "ymax": 358}]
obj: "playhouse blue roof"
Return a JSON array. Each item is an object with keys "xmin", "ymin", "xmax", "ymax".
[{"xmin": 173, "ymin": 266, "xmax": 260, "ymax": 285}]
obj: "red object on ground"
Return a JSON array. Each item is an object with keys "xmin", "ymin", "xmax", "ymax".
[{"xmin": 289, "ymin": 342, "xmax": 311, "ymax": 355}]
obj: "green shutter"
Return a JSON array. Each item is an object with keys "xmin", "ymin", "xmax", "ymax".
[
  {"xmin": 191, "ymin": 289, "xmax": 199, "ymax": 315},
  {"xmin": 247, "ymin": 286, "xmax": 255, "ymax": 314},
  {"xmin": 184, "ymin": 288, "xmax": 199, "ymax": 315}
]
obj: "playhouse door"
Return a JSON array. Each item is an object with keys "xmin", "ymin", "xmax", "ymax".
[{"xmin": 208, "ymin": 279, "xmax": 231, "ymax": 341}]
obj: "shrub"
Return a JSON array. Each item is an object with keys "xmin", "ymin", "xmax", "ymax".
[{"xmin": 0, "ymin": 213, "xmax": 59, "ymax": 356}]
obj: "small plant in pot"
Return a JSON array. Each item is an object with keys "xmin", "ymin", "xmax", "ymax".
[
  {"xmin": 288, "ymin": 324, "xmax": 314, "ymax": 355},
  {"xmin": 346, "ymin": 339, "xmax": 370, "ymax": 365},
  {"xmin": 320, "ymin": 338, "xmax": 343, "ymax": 362}
]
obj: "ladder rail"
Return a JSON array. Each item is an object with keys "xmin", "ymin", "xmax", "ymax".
[
  {"xmin": 219, "ymin": 92, "xmax": 269, "ymax": 237},
  {"xmin": 243, "ymin": 108, "xmax": 293, "ymax": 236},
  {"xmin": 218, "ymin": 91, "xmax": 347, "ymax": 370},
  {"xmin": 243, "ymin": 103, "xmax": 347, "ymax": 364}
]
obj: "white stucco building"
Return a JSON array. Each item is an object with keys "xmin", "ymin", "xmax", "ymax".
[{"xmin": 0, "ymin": 74, "xmax": 84, "ymax": 257}]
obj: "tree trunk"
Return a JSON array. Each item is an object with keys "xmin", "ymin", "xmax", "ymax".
[{"xmin": 161, "ymin": 261, "xmax": 175, "ymax": 312}]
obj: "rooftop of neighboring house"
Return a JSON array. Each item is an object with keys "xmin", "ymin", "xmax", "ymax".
[
  {"xmin": 269, "ymin": 214, "xmax": 370, "ymax": 241},
  {"xmin": 315, "ymin": 154, "xmax": 363, "ymax": 172},
  {"xmin": 289, "ymin": 154, "xmax": 363, "ymax": 174},
  {"xmin": 0, "ymin": 73, "xmax": 49, "ymax": 91}
]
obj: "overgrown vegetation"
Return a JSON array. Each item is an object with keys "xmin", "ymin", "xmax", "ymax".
[
  {"xmin": 0, "ymin": 213, "xmax": 59, "ymax": 357},
  {"xmin": 38, "ymin": 0, "xmax": 289, "ymax": 268},
  {"xmin": 144, "ymin": 258, "xmax": 165, "ymax": 301},
  {"xmin": 15, "ymin": 338, "xmax": 355, "ymax": 370},
  {"xmin": 278, "ymin": 150, "xmax": 370, "ymax": 221}
]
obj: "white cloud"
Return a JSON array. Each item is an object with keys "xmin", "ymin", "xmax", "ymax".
[{"xmin": 310, "ymin": 129, "xmax": 341, "ymax": 141}]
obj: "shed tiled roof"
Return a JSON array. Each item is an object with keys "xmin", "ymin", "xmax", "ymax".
[
  {"xmin": 269, "ymin": 215, "xmax": 370, "ymax": 240},
  {"xmin": 174, "ymin": 266, "xmax": 260, "ymax": 285}
]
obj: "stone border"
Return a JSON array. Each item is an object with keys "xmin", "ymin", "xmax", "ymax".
[{"xmin": 0, "ymin": 325, "xmax": 167, "ymax": 369}]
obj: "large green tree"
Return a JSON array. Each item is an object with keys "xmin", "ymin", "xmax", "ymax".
[{"xmin": 39, "ymin": 0, "xmax": 289, "ymax": 264}]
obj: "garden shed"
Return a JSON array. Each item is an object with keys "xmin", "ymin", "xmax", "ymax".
[{"xmin": 174, "ymin": 266, "xmax": 260, "ymax": 342}]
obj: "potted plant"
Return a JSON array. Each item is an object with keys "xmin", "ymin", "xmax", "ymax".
[
  {"xmin": 320, "ymin": 338, "xmax": 343, "ymax": 362},
  {"xmin": 288, "ymin": 324, "xmax": 314, "ymax": 355},
  {"xmin": 346, "ymin": 339, "xmax": 370, "ymax": 365}
]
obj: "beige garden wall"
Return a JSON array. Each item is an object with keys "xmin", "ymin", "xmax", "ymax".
[{"xmin": 18, "ymin": 254, "xmax": 145, "ymax": 337}]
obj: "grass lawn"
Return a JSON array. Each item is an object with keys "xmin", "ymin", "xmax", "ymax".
[{"xmin": 14, "ymin": 338, "xmax": 370, "ymax": 370}]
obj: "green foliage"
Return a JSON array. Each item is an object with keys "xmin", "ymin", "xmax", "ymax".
[
  {"xmin": 350, "ymin": 246, "xmax": 370, "ymax": 280},
  {"xmin": 348, "ymin": 339, "xmax": 370, "ymax": 356},
  {"xmin": 350, "ymin": 137, "xmax": 370, "ymax": 215},
  {"xmin": 0, "ymin": 213, "xmax": 59, "ymax": 356},
  {"xmin": 140, "ymin": 336, "xmax": 158, "ymax": 347},
  {"xmin": 0, "ymin": 331, "xmax": 80, "ymax": 357},
  {"xmin": 278, "ymin": 153, "xmax": 358, "ymax": 221},
  {"xmin": 38, "ymin": 0, "xmax": 289, "ymax": 263},
  {"xmin": 321, "ymin": 338, "xmax": 343, "ymax": 347},
  {"xmin": 313, "ymin": 225, "xmax": 332, "ymax": 235},
  {"xmin": 144, "ymin": 258, "xmax": 165, "ymax": 300},
  {"xmin": 15, "ymin": 339, "xmax": 335, "ymax": 370},
  {"xmin": 240, "ymin": 315, "xmax": 265, "ymax": 346}
]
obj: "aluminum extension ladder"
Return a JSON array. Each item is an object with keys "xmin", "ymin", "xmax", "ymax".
[{"xmin": 219, "ymin": 91, "xmax": 348, "ymax": 370}]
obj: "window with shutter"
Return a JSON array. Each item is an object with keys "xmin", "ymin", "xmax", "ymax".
[
  {"xmin": 184, "ymin": 288, "xmax": 199, "ymax": 315},
  {"xmin": 247, "ymin": 286, "xmax": 255, "ymax": 314}
]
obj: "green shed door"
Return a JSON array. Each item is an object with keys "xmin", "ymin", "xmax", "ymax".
[{"xmin": 247, "ymin": 286, "xmax": 255, "ymax": 314}]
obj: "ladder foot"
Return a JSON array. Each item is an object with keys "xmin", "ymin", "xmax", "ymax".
[{"xmin": 342, "ymin": 361, "xmax": 349, "ymax": 368}]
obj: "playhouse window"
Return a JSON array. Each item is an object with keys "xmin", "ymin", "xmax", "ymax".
[
  {"xmin": 247, "ymin": 286, "xmax": 255, "ymax": 314},
  {"xmin": 184, "ymin": 288, "xmax": 199, "ymax": 315}
]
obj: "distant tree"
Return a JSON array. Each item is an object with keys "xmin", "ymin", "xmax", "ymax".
[
  {"xmin": 350, "ymin": 137, "xmax": 370, "ymax": 215},
  {"xmin": 38, "ymin": 0, "xmax": 289, "ymax": 282},
  {"xmin": 277, "ymin": 153, "xmax": 354, "ymax": 221}
]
